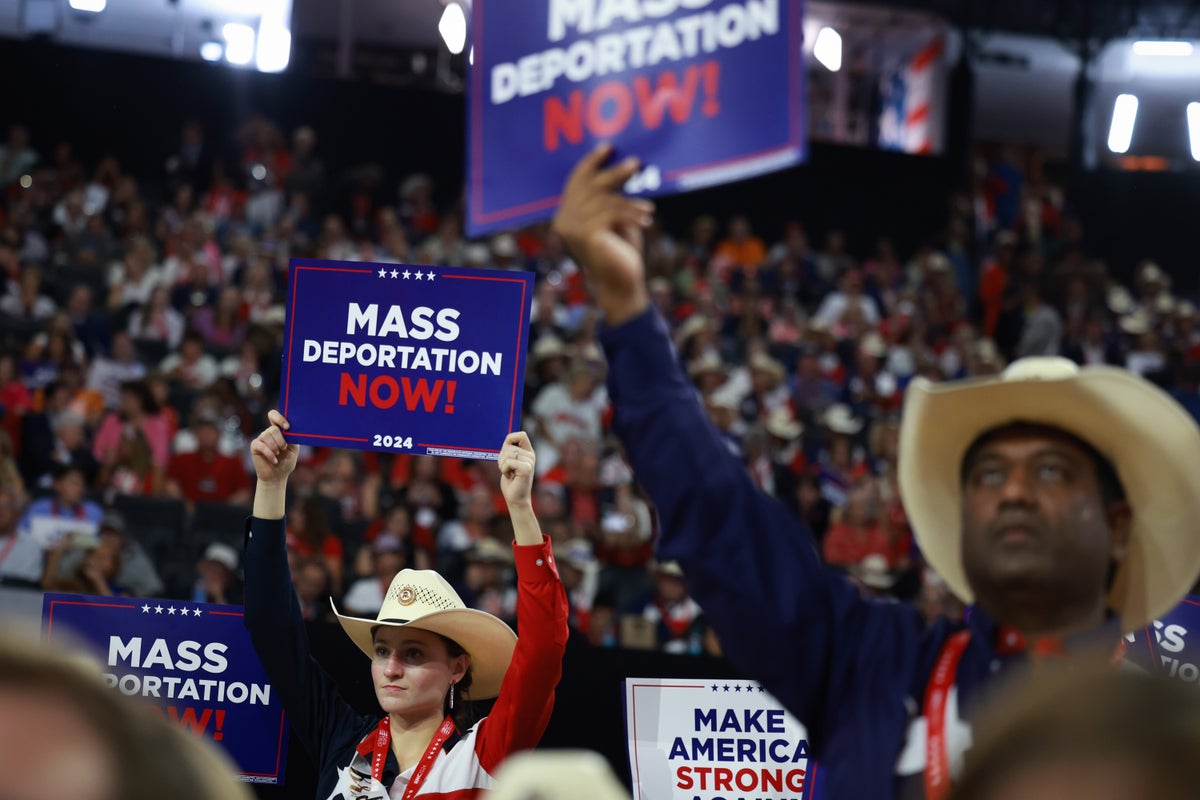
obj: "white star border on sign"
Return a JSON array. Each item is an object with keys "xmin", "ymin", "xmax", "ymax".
[{"xmin": 377, "ymin": 268, "xmax": 387, "ymax": 278}]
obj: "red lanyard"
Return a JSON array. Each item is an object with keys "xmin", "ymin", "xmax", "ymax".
[
  {"xmin": 923, "ymin": 630, "xmax": 970, "ymax": 800},
  {"xmin": 357, "ymin": 715, "xmax": 457, "ymax": 799},
  {"xmin": 922, "ymin": 629, "xmax": 1128, "ymax": 800}
]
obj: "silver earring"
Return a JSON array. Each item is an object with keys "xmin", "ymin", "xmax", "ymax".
[{"xmin": 449, "ymin": 684, "xmax": 455, "ymax": 710}]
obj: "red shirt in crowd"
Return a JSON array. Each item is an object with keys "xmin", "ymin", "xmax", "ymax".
[
  {"xmin": 822, "ymin": 522, "xmax": 904, "ymax": 568},
  {"xmin": 167, "ymin": 450, "xmax": 251, "ymax": 504}
]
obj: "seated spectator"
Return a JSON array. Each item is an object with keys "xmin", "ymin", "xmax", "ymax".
[
  {"xmin": 85, "ymin": 331, "xmax": 146, "ymax": 409},
  {"xmin": 159, "ymin": 329, "xmax": 219, "ymax": 392},
  {"xmin": 437, "ymin": 484, "xmax": 498, "ymax": 557},
  {"xmin": 530, "ymin": 362, "xmax": 605, "ymax": 474},
  {"xmin": 713, "ymin": 215, "xmax": 767, "ymax": 272},
  {"xmin": 190, "ymin": 285, "xmax": 246, "ymax": 350},
  {"xmin": 285, "ymin": 495, "xmax": 344, "ymax": 596},
  {"xmin": 822, "ymin": 478, "xmax": 907, "ymax": 569},
  {"xmin": 456, "ymin": 537, "xmax": 517, "ymax": 625},
  {"xmin": 164, "ymin": 411, "xmax": 251, "ymax": 507},
  {"xmin": 340, "ymin": 533, "xmax": 408, "ymax": 616},
  {"xmin": 98, "ymin": 426, "xmax": 163, "ymax": 502},
  {"xmin": 0, "ymin": 265, "xmax": 56, "ymax": 321},
  {"xmin": 56, "ymin": 509, "xmax": 163, "ymax": 598},
  {"xmin": 555, "ymin": 537, "xmax": 598, "ymax": 636},
  {"xmin": 106, "ymin": 234, "xmax": 162, "ymax": 313},
  {"xmin": 289, "ymin": 553, "xmax": 334, "ymax": 622},
  {"xmin": 0, "ymin": 485, "xmax": 40, "ymax": 587},
  {"xmin": 0, "ymin": 430, "xmax": 27, "ymax": 508},
  {"xmin": 191, "ymin": 542, "xmax": 243, "ymax": 605},
  {"xmin": 64, "ymin": 284, "xmax": 110, "ymax": 357},
  {"xmin": 92, "ymin": 379, "xmax": 171, "ymax": 470},
  {"xmin": 632, "ymin": 561, "xmax": 708, "ymax": 655},
  {"xmin": 28, "ymin": 410, "xmax": 99, "ymax": 490},
  {"xmin": 20, "ymin": 463, "xmax": 103, "ymax": 546},
  {"xmin": 0, "ymin": 350, "xmax": 32, "ymax": 419},
  {"xmin": 812, "ymin": 269, "xmax": 880, "ymax": 330},
  {"xmin": 127, "ymin": 285, "xmax": 185, "ymax": 349},
  {"xmin": 314, "ymin": 450, "xmax": 378, "ymax": 524},
  {"xmin": 42, "ymin": 534, "xmax": 121, "ymax": 595},
  {"xmin": 361, "ymin": 503, "xmax": 432, "ymax": 571}
]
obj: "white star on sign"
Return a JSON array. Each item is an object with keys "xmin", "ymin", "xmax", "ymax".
[
  {"xmin": 154, "ymin": 605, "xmax": 163, "ymax": 614},
  {"xmin": 377, "ymin": 268, "xmax": 387, "ymax": 278},
  {"xmin": 390, "ymin": 269, "xmax": 399, "ymax": 278},
  {"xmin": 168, "ymin": 606, "xmax": 177, "ymax": 615},
  {"xmin": 193, "ymin": 608, "xmax": 202, "ymax": 617},
  {"xmin": 402, "ymin": 270, "xmax": 412, "ymax": 279},
  {"xmin": 426, "ymin": 271, "xmax": 436, "ymax": 281},
  {"xmin": 142, "ymin": 604, "xmax": 151, "ymax": 613}
]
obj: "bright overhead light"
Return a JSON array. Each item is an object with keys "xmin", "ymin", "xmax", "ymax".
[
  {"xmin": 69, "ymin": 0, "xmax": 106, "ymax": 12},
  {"xmin": 222, "ymin": 22, "xmax": 256, "ymax": 66},
  {"xmin": 1107, "ymin": 94, "xmax": 1139, "ymax": 154},
  {"xmin": 200, "ymin": 41, "xmax": 224, "ymax": 62},
  {"xmin": 1188, "ymin": 103, "xmax": 1200, "ymax": 161},
  {"xmin": 439, "ymin": 3, "xmax": 467, "ymax": 55},
  {"xmin": 1132, "ymin": 40, "xmax": 1194, "ymax": 57},
  {"xmin": 256, "ymin": 26, "xmax": 291, "ymax": 72},
  {"xmin": 813, "ymin": 26, "xmax": 842, "ymax": 72}
]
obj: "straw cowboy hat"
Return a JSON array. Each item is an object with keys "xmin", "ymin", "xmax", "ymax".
[
  {"xmin": 823, "ymin": 403, "xmax": 864, "ymax": 436},
  {"xmin": 898, "ymin": 356, "xmax": 1200, "ymax": 631},
  {"xmin": 765, "ymin": 407, "xmax": 804, "ymax": 440},
  {"xmin": 333, "ymin": 569, "xmax": 517, "ymax": 698}
]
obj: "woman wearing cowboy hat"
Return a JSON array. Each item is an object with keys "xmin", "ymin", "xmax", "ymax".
[{"xmin": 245, "ymin": 411, "xmax": 568, "ymax": 800}]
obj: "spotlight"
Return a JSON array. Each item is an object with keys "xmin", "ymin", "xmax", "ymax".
[
  {"xmin": 814, "ymin": 27, "xmax": 842, "ymax": 72},
  {"xmin": 1107, "ymin": 94, "xmax": 1139, "ymax": 154},
  {"xmin": 439, "ymin": 3, "xmax": 467, "ymax": 55}
]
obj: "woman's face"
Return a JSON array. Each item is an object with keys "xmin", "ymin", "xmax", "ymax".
[{"xmin": 371, "ymin": 627, "xmax": 467, "ymax": 720}]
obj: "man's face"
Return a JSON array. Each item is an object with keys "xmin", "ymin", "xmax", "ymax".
[
  {"xmin": 55, "ymin": 471, "xmax": 86, "ymax": 507},
  {"xmin": 960, "ymin": 427, "xmax": 1130, "ymax": 611}
]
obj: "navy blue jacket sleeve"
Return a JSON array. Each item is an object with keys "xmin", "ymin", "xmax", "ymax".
[
  {"xmin": 243, "ymin": 516, "xmax": 365, "ymax": 770},
  {"xmin": 601, "ymin": 309, "xmax": 925, "ymax": 751}
]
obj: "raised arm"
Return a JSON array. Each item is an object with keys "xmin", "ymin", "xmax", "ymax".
[
  {"xmin": 475, "ymin": 431, "xmax": 568, "ymax": 772},
  {"xmin": 551, "ymin": 150, "xmax": 924, "ymax": 747},
  {"xmin": 498, "ymin": 431, "xmax": 542, "ymax": 546},
  {"xmin": 244, "ymin": 411, "xmax": 361, "ymax": 767}
]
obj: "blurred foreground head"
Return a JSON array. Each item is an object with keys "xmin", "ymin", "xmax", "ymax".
[
  {"xmin": 950, "ymin": 668, "xmax": 1200, "ymax": 800},
  {"xmin": 0, "ymin": 632, "xmax": 253, "ymax": 800},
  {"xmin": 487, "ymin": 750, "xmax": 630, "ymax": 800}
]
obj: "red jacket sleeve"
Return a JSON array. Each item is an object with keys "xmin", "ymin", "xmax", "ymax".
[{"xmin": 474, "ymin": 535, "xmax": 568, "ymax": 773}]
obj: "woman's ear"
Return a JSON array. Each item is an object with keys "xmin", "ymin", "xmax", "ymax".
[{"xmin": 450, "ymin": 654, "xmax": 469, "ymax": 684}]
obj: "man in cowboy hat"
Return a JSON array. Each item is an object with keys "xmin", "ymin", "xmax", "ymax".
[{"xmin": 551, "ymin": 145, "xmax": 1200, "ymax": 800}]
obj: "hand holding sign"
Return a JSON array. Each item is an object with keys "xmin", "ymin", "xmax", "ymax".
[
  {"xmin": 250, "ymin": 410, "xmax": 298, "ymax": 483},
  {"xmin": 554, "ymin": 144, "xmax": 654, "ymax": 325},
  {"xmin": 499, "ymin": 431, "xmax": 538, "ymax": 508}
]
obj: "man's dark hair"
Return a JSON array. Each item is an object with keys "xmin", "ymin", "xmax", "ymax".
[{"xmin": 961, "ymin": 422, "xmax": 1127, "ymax": 507}]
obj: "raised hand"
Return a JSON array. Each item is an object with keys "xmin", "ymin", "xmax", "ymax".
[
  {"xmin": 552, "ymin": 143, "xmax": 655, "ymax": 325},
  {"xmin": 250, "ymin": 410, "xmax": 299, "ymax": 486},
  {"xmin": 499, "ymin": 431, "xmax": 537, "ymax": 510}
]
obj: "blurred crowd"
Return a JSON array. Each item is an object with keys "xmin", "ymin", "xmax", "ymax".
[{"xmin": 0, "ymin": 118, "xmax": 1195, "ymax": 656}]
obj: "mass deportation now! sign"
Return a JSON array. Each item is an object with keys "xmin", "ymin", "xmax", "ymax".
[
  {"xmin": 467, "ymin": 0, "xmax": 806, "ymax": 235},
  {"xmin": 42, "ymin": 593, "xmax": 289, "ymax": 784},
  {"xmin": 280, "ymin": 259, "xmax": 535, "ymax": 459}
]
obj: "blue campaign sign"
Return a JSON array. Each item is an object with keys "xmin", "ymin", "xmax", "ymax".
[
  {"xmin": 467, "ymin": 0, "xmax": 806, "ymax": 236},
  {"xmin": 42, "ymin": 593, "xmax": 289, "ymax": 785},
  {"xmin": 1124, "ymin": 594, "xmax": 1200, "ymax": 684},
  {"xmin": 281, "ymin": 259, "xmax": 534, "ymax": 459}
]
